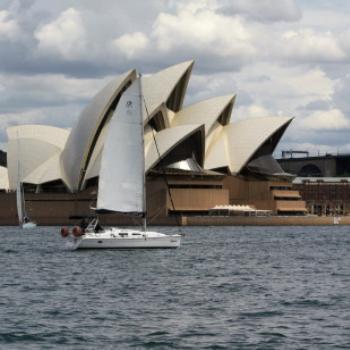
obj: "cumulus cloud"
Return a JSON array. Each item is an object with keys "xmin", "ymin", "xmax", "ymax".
[
  {"xmin": 333, "ymin": 73, "xmax": 350, "ymax": 116},
  {"xmin": 112, "ymin": 32, "xmax": 150, "ymax": 58},
  {"xmin": 279, "ymin": 29, "xmax": 346, "ymax": 62},
  {"xmin": 235, "ymin": 104, "xmax": 275, "ymax": 120},
  {"xmin": 152, "ymin": 3, "xmax": 256, "ymax": 62},
  {"xmin": 301, "ymin": 109, "xmax": 350, "ymax": 130},
  {"xmin": 338, "ymin": 28, "xmax": 350, "ymax": 56},
  {"xmin": 234, "ymin": 64, "xmax": 336, "ymax": 113},
  {"xmin": 0, "ymin": 72, "xmax": 111, "ymax": 113},
  {"xmin": 0, "ymin": 0, "xmax": 349, "ymax": 154},
  {"xmin": 0, "ymin": 10, "xmax": 20, "ymax": 40},
  {"xmin": 219, "ymin": 0, "xmax": 301, "ymax": 22},
  {"xmin": 34, "ymin": 8, "xmax": 87, "ymax": 59}
]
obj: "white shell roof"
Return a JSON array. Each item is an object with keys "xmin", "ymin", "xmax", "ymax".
[
  {"xmin": 7, "ymin": 124, "xmax": 68, "ymax": 149},
  {"xmin": 60, "ymin": 70, "xmax": 136, "ymax": 191},
  {"xmin": 172, "ymin": 95, "xmax": 235, "ymax": 135},
  {"xmin": 83, "ymin": 118, "xmax": 110, "ymax": 183},
  {"xmin": 81, "ymin": 124, "xmax": 204, "ymax": 185},
  {"xmin": 5, "ymin": 61, "xmax": 294, "ymax": 192},
  {"xmin": 205, "ymin": 116, "xmax": 293, "ymax": 174},
  {"xmin": 0, "ymin": 166, "xmax": 9, "ymax": 190},
  {"xmin": 142, "ymin": 60, "xmax": 193, "ymax": 120},
  {"xmin": 145, "ymin": 124, "xmax": 204, "ymax": 172},
  {"xmin": 23, "ymin": 153, "xmax": 62, "ymax": 185},
  {"xmin": 7, "ymin": 125, "xmax": 69, "ymax": 190}
]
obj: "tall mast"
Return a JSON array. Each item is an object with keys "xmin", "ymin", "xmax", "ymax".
[
  {"xmin": 138, "ymin": 76, "xmax": 147, "ymax": 232},
  {"xmin": 16, "ymin": 132, "xmax": 24, "ymax": 225}
]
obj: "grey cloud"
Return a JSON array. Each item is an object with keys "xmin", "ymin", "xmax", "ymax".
[
  {"xmin": 0, "ymin": 0, "xmax": 349, "ymax": 155},
  {"xmin": 334, "ymin": 75, "xmax": 350, "ymax": 116},
  {"xmin": 282, "ymin": 124, "xmax": 350, "ymax": 146},
  {"xmin": 219, "ymin": 0, "xmax": 302, "ymax": 22},
  {"xmin": 298, "ymin": 100, "xmax": 332, "ymax": 111}
]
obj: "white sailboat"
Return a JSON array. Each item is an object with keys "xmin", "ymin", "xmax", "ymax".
[
  {"xmin": 16, "ymin": 138, "xmax": 36, "ymax": 229},
  {"xmin": 67, "ymin": 78, "xmax": 181, "ymax": 249}
]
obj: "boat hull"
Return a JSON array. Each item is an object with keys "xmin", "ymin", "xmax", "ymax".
[
  {"xmin": 72, "ymin": 229, "xmax": 181, "ymax": 249},
  {"xmin": 22, "ymin": 222, "xmax": 37, "ymax": 229}
]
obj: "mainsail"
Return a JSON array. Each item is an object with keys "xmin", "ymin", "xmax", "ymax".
[{"xmin": 97, "ymin": 78, "xmax": 145, "ymax": 214}]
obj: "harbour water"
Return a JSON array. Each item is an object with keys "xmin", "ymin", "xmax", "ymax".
[{"xmin": 1, "ymin": 226, "xmax": 350, "ymax": 349}]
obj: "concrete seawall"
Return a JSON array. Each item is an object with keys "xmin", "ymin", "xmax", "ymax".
[
  {"xmin": 182, "ymin": 215, "xmax": 350, "ymax": 226},
  {"xmin": 1, "ymin": 192, "xmax": 350, "ymax": 226}
]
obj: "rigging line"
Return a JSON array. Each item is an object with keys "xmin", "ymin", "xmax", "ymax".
[
  {"xmin": 142, "ymin": 98, "xmax": 183, "ymax": 230},
  {"xmin": 148, "ymin": 207, "xmax": 162, "ymax": 224}
]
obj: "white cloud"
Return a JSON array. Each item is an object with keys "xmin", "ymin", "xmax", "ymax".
[
  {"xmin": 34, "ymin": 8, "xmax": 87, "ymax": 59},
  {"xmin": 152, "ymin": 4, "xmax": 255, "ymax": 58},
  {"xmin": 279, "ymin": 29, "xmax": 346, "ymax": 62},
  {"xmin": 302, "ymin": 109, "xmax": 350, "ymax": 130},
  {"xmin": 0, "ymin": 72, "xmax": 111, "ymax": 110},
  {"xmin": 0, "ymin": 109, "xmax": 50, "ymax": 127},
  {"xmin": 235, "ymin": 64, "xmax": 336, "ymax": 113},
  {"xmin": 338, "ymin": 28, "xmax": 350, "ymax": 55},
  {"xmin": 235, "ymin": 104, "xmax": 273, "ymax": 120},
  {"xmin": 0, "ymin": 0, "xmax": 349, "ymax": 154},
  {"xmin": 112, "ymin": 32, "xmax": 149, "ymax": 58},
  {"xmin": 220, "ymin": 0, "xmax": 301, "ymax": 22},
  {"xmin": 0, "ymin": 10, "xmax": 20, "ymax": 40}
]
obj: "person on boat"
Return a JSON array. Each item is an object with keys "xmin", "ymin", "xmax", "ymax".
[
  {"xmin": 94, "ymin": 218, "xmax": 103, "ymax": 233},
  {"xmin": 23, "ymin": 216, "xmax": 29, "ymax": 223},
  {"xmin": 79, "ymin": 217, "xmax": 89, "ymax": 232}
]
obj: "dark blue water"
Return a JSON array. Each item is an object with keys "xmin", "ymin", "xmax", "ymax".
[{"xmin": 1, "ymin": 226, "xmax": 350, "ymax": 349}]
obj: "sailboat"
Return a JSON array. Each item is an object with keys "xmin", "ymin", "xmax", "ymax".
[
  {"xmin": 16, "ymin": 138, "xmax": 37, "ymax": 229},
  {"xmin": 65, "ymin": 77, "xmax": 181, "ymax": 249},
  {"xmin": 16, "ymin": 182, "xmax": 36, "ymax": 229}
]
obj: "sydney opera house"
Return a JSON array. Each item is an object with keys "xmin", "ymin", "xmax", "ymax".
[{"xmin": 0, "ymin": 60, "xmax": 307, "ymax": 225}]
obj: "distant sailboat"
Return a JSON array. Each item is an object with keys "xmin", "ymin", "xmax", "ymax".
[
  {"xmin": 16, "ymin": 181, "xmax": 36, "ymax": 229},
  {"xmin": 16, "ymin": 138, "xmax": 36, "ymax": 229},
  {"xmin": 62, "ymin": 77, "xmax": 181, "ymax": 249}
]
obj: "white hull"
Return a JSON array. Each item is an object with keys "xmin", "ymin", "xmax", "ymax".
[
  {"xmin": 22, "ymin": 222, "xmax": 37, "ymax": 229},
  {"xmin": 73, "ymin": 228, "xmax": 181, "ymax": 249}
]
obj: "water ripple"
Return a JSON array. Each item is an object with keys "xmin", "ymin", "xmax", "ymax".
[{"xmin": 1, "ymin": 226, "xmax": 350, "ymax": 349}]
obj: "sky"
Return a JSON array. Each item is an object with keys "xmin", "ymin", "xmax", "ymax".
[{"xmin": 0, "ymin": 0, "xmax": 350, "ymax": 157}]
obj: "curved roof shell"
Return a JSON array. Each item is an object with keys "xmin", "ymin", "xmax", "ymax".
[
  {"xmin": 172, "ymin": 95, "xmax": 235, "ymax": 136},
  {"xmin": 5, "ymin": 61, "xmax": 294, "ymax": 192},
  {"xmin": 23, "ymin": 153, "xmax": 63, "ymax": 185},
  {"xmin": 81, "ymin": 124, "xmax": 205, "ymax": 187},
  {"xmin": 0, "ymin": 166, "xmax": 9, "ymax": 191},
  {"xmin": 205, "ymin": 117, "xmax": 293, "ymax": 174},
  {"xmin": 145, "ymin": 124, "xmax": 204, "ymax": 172},
  {"xmin": 142, "ymin": 60, "xmax": 193, "ymax": 125},
  {"xmin": 7, "ymin": 125, "xmax": 69, "ymax": 190},
  {"xmin": 60, "ymin": 70, "xmax": 136, "ymax": 191}
]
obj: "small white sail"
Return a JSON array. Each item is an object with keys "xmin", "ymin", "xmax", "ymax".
[
  {"xmin": 16, "ymin": 182, "xmax": 23, "ymax": 225},
  {"xmin": 16, "ymin": 134, "xmax": 24, "ymax": 225},
  {"xmin": 97, "ymin": 78, "xmax": 145, "ymax": 214}
]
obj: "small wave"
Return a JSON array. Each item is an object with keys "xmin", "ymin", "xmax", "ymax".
[
  {"xmin": 0, "ymin": 332, "xmax": 51, "ymax": 344},
  {"xmin": 239, "ymin": 310, "xmax": 284, "ymax": 318},
  {"xmin": 141, "ymin": 340, "xmax": 176, "ymax": 348},
  {"xmin": 146, "ymin": 331, "xmax": 170, "ymax": 337},
  {"xmin": 3, "ymin": 249, "xmax": 18, "ymax": 254},
  {"xmin": 259, "ymin": 332, "xmax": 287, "ymax": 338},
  {"xmin": 281, "ymin": 299, "xmax": 331, "ymax": 308},
  {"xmin": 180, "ymin": 331, "xmax": 218, "ymax": 338}
]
